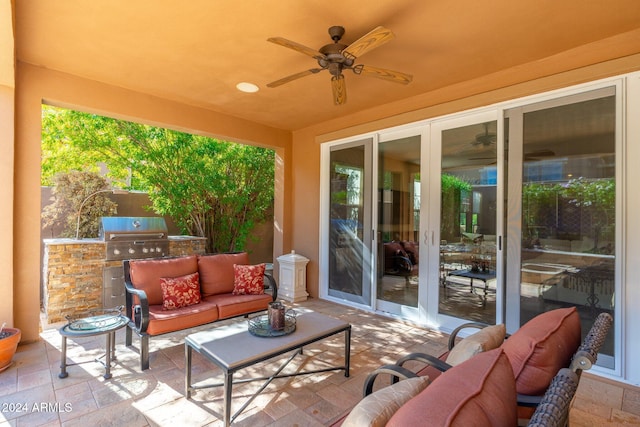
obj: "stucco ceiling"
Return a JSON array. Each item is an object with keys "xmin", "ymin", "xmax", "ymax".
[{"xmin": 14, "ymin": 0, "xmax": 640, "ymax": 131}]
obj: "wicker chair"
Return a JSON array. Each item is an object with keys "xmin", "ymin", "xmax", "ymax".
[
  {"xmin": 362, "ymin": 310, "xmax": 613, "ymax": 421},
  {"xmin": 527, "ymin": 311, "xmax": 614, "ymax": 427}
]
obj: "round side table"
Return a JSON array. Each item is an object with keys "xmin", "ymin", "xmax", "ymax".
[{"xmin": 59, "ymin": 310, "xmax": 129, "ymax": 379}]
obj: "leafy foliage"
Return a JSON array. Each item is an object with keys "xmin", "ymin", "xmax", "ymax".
[
  {"xmin": 522, "ymin": 178, "xmax": 615, "ymax": 251},
  {"xmin": 41, "ymin": 105, "xmax": 275, "ymax": 252},
  {"xmin": 42, "ymin": 171, "xmax": 118, "ymax": 238},
  {"xmin": 440, "ymin": 174, "xmax": 471, "ymax": 241}
]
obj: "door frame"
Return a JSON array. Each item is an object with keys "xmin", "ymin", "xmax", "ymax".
[
  {"xmin": 426, "ymin": 110, "xmax": 504, "ymax": 331},
  {"xmin": 374, "ymin": 125, "xmax": 430, "ymax": 324},
  {"xmin": 320, "ymin": 135, "xmax": 376, "ymax": 309}
]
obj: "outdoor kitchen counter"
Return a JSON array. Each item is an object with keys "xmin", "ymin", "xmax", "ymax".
[
  {"xmin": 42, "ymin": 235, "xmax": 206, "ymax": 325},
  {"xmin": 43, "ymin": 235, "xmax": 206, "ymax": 244}
]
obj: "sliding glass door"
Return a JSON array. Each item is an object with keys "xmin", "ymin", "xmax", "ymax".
[
  {"xmin": 428, "ymin": 112, "xmax": 502, "ymax": 329},
  {"xmin": 327, "ymin": 139, "xmax": 373, "ymax": 305},
  {"xmin": 376, "ymin": 129, "xmax": 424, "ymax": 320},
  {"xmin": 505, "ymin": 85, "xmax": 620, "ymax": 368},
  {"xmin": 322, "ymin": 80, "xmax": 621, "ymax": 374}
]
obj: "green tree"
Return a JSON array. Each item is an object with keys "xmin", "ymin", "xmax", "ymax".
[
  {"xmin": 41, "ymin": 105, "xmax": 274, "ymax": 252},
  {"xmin": 440, "ymin": 174, "xmax": 471, "ymax": 241},
  {"xmin": 42, "ymin": 171, "xmax": 118, "ymax": 238}
]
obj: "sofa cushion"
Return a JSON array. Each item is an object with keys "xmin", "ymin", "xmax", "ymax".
[
  {"xmin": 206, "ymin": 293, "xmax": 272, "ymax": 319},
  {"xmin": 146, "ymin": 299, "xmax": 219, "ymax": 336},
  {"xmin": 342, "ymin": 376, "xmax": 431, "ymax": 427},
  {"xmin": 232, "ymin": 263, "xmax": 265, "ymax": 295},
  {"xmin": 128, "ymin": 255, "xmax": 198, "ymax": 306},
  {"xmin": 446, "ymin": 324, "xmax": 506, "ymax": 366},
  {"xmin": 387, "ymin": 348, "xmax": 517, "ymax": 427},
  {"xmin": 198, "ymin": 252, "xmax": 249, "ymax": 296},
  {"xmin": 500, "ymin": 306, "xmax": 581, "ymax": 396},
  {"xmin": 160, "ymin": 272, "xmax": 201, "ymax": 310}
]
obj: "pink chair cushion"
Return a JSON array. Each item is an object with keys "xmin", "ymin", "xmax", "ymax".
[
  {"xmin": 387, "ymin": 348, "xmax": 517, "ymax": 427},
  {"xmin": 500, "ymin": 306, "xmax": 581, "ymax": 396}
]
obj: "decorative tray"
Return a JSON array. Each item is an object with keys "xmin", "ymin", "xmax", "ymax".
[
  {"xmin": 65, "ymin": 306, "xmax": 125, "ymax": 331},
  {"xmin": 248, "ymin": 312, "xmax": 297, "ymax": 337}
]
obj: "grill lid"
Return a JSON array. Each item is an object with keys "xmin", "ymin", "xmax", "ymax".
[{"xmin": 99, "ymin": 217, "xmax": 168, "ymax": 241}]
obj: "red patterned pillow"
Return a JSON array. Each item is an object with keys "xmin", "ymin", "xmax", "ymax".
[
  {"xmin": 160, "ymin": 272, "xmax": 201, "ymax": 310},
  {"xmin": 232, "ymin": 264, "xmax": 265, "ymax": 295}
]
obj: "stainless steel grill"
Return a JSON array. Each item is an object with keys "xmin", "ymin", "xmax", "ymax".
[
  {"xmin": 100, "ymin": 216, "xmax": 169, "ymax": 309},
  {"xmin": 100, "ymin": 216, "xmax": 169, "ymax": 261}
]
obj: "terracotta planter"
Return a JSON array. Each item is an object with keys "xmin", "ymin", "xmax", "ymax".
[{"xmin": 0, "ymin": 328, "xmax": 21, "ymax": 372}]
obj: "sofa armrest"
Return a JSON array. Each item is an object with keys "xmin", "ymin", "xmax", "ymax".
[
  {"xmin": 517, "ymin": 393, "xmax": 543, "ymax": 408},
  {"xmin": 124, "ymin": 280, "xmax": 150, "ymax": 334},
  {"xmin": 397, "ymin": 352, "xmax": 452, "ymax": 372},
  {"xmin": 448, "ymin": 322, "xmax": 491, "ymax": 350},
  {"xmin": 264, "ymin": 272, "xmax": 278, "ymax": 301},
  {"xmin": 362, "ymin": 364, "xmax": 419, "ymax": 397}
]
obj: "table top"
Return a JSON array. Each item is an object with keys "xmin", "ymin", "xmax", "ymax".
[
  {"xmin": 448, "ymin": 269, "xmax": 496, "ymax": 280},
  {"xmin": 60, "ymin": 314, "xmax": 129, "ymax": 337},
  {"xmin": 185, "ymin": 311, "xmax": 350, "ymax": 371}
]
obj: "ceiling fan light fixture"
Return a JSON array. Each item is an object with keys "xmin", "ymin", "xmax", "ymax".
[{"xmin": 236, "ymin": 82, "xmax": 259, "ymax": 93}]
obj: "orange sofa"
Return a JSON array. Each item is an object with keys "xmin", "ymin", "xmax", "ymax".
[{"xmin": 123, "ymin": 252, "xmax": 276, "ymax": 370}]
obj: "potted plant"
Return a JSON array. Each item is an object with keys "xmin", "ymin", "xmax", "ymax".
[{"xmin": 0, "ymin": 323, "xmax": 21, "ymax": 372}]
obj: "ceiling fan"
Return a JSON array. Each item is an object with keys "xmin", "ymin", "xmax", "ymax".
[
  {"xmin": 266, "ymin": 25, "xmax": 413, "ymax": 105},
  {"xmin": 468, "ymin": 123, "xmax": 555, "ymax": 161},
  {"xmin": 471, "ymin": 122, "xmax": 496, "ymax": 146}
]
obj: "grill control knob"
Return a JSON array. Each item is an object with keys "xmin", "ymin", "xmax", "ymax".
[
  {"xmin": 142, "ymin": 248, "xmax": 149, "ymax": 253},
  {"xmin": 113, "ymin": 249, "xmax": 120, "ymax": 255},
  {"xmin": 128, "ymin": 248, "xmax": 135, "ymax": 254},
  {"xmin": 156, "ymin": 247, "xmax": 162, "ymax": 252}
]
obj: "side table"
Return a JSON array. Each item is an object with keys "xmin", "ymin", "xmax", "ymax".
[{"xmin": 59, "ymin": 308, "xmax": 128, "ymax": 380}]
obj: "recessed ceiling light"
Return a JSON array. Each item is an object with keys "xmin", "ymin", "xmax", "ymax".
[{"xmin": 236, "ymin": 82, "xmax": 259, "ymax": 93}]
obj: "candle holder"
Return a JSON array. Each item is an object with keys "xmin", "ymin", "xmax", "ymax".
[{"xmin": 268, "ymin": 301, "xmax": 286, "ymax": 331}]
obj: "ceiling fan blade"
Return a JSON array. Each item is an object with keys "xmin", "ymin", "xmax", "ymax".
[
  {"xmin": 331, "ymin": 74, "xmax": 347, "ymax": 105},
  {"xmin": 267, "ymin": 37, "xmax": 326, "ymax": 60},
  {"xmin": 353, "ymin": 64, "xmax": 412, "ymax": 84},
  {"xmin": 267, "ymin": 69, "xmax": 323, "ymax": 88},
  {"xmin": 342, "ymin": 26, "xmax": 395, "ymax": 60}
]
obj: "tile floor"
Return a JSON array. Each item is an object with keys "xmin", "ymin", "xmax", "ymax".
[{"xmin": 1, "ymin": 298, "xmax": 639, "ymax": 426}]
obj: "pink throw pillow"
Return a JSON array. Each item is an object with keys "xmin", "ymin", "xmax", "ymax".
[
  {"xmin": 232, "ymin": 264, "xmax": 266, "ymax": 295},
  {"xmin": 500, "ymin": 307, "xmax": 581, "ymax": 396},
  {"xmin": 388, "ymin": 348, "xmax": 517, "ymax": 427},
  {"xmin": 160, "ymin": 272, "xmax": 201, "ymax": 310}
]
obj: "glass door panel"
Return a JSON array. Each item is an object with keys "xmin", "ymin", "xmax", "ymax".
[
  {"xmin": 510, "ymin": 87, "xmax": 617, "ymax": 367},
  {"xmin": 328, "ymin": 141, "xmax": 372, "ymax": 305},
  {"xmin": 377, "ymin": 135, "xmax": 421, "ymax": 311},
  {"xmin": 432, "ymin": 117, "xmax": 500, "ymax": 326}
]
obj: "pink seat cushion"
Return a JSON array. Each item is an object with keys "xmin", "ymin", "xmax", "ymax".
[
  {"xmin": 206, "ymin": 293, "xmax": 272, "ymax": 319},
  {"xmin": 387, "ymin": 348, "xmax": 517, "ymax": 427},
  {"xmin": 500, "ymin": 307, "xmax": 581, "ymax": 396},
  {"xmin": 146, "ymin": 299, "xmax": 219, "ymax": 336}
]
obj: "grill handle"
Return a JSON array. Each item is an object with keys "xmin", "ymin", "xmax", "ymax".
[{"xmin": 108, "ymin": 233, "xmax": 166, "ymax": 240}]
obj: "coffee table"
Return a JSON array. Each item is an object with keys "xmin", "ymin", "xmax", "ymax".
[{"xmin": 185, "ymin": 311, "xmax": 351, "ymax": 426}]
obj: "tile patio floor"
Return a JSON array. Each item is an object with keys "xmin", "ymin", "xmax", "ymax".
[{"xmin": 1, "ymin": 298, "xmax": 639, "ymax": 426}]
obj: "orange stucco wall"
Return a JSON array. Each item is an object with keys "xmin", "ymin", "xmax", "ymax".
[{"xmin": 0, "ymin": 84, "xmax": 14, "ymax": 327}]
